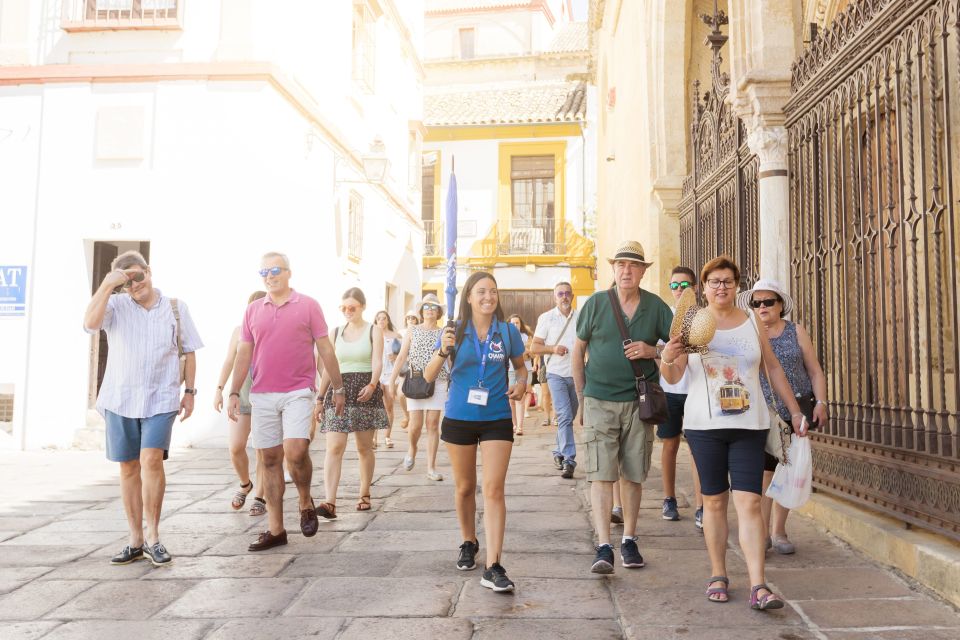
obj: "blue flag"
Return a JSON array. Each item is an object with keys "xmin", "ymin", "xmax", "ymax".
[{"xmin": 444, "ymin": 161, "xmax": 458, "ymax": 322}]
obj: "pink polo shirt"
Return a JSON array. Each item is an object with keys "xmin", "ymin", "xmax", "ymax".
[{"xmin": 240, "ymin": 290, "xmax": 329, "ymax": 393}]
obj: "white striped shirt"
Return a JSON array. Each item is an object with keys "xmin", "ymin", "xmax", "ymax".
[{"xmin": 85, "ymin": 289, "xmax": 203, "ymax": 419}]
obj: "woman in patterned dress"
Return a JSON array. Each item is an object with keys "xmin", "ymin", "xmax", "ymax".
[
  {"xmin": 316, "ymin": 287, "xmax": 389, "ymax": 516},
  {"xmin": 389, "ymin": 294, "xmax": 448, "ymax": 481}
]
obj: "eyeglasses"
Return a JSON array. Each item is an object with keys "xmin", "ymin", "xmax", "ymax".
[
  {"xmin": 750, "ymin": 298, "xmax": 779, "ymax": 308},
  {"xmin": 121, "ymin": 271, "xmax": 146, "ymax": 288},
  {"xmin": 422, "ymin": 304, "xmax": 440, "ymax": 311},
  {"xmin": 258, "ymin": 267, "xmax": 288, "ymax": 278},
  {"xmin": 340, "ymin": 304, "xmax": 360, "ymax": 313},
  {"xmin": 706, "ymin": 278, "xmax": 736, "ymax": 289},
  {"xmin": 669, "ymin": 281, "xmax": 693, "ymax": 291},
  {"xmin": 555, "ymin": 291, "xmax": 573, "ymax": 298}
]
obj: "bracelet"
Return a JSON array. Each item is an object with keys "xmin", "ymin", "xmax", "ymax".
[
  {"xmin": 437, "ymin": 349, "xmax": 450, "ymax": 358},
  {"xmin": 661, "ymin": 358, "xmax": 675, "ymax": 367},
  {"xmin": 229, "ymin": 392, "xmax": 240, "ymax": 398},
  {"xmin": 791, "ymin": 412, "xmax": 803, "ymax": 419},
  {"xmin": 332, "ymin": 387, "xmax": 345, "ymax": 395},
  {"xmin": 815, "ymin": 400, "xmax": 826, "ymax": 406}
]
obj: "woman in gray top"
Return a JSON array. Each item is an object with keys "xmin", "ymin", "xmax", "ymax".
[{"xmin": 740, "ymin": 280, "xmax": 828, "ymax": 555}]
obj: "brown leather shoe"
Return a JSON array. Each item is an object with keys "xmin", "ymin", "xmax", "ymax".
[
  {"xmin": 248, "ymin": 529, "xmax": 288, "ymax": 552},
  {"xmin": 300, "ymin": 502, "xmax": 319, "ymax": 537}
]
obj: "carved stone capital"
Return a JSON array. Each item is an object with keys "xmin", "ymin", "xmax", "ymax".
[
  {"xmin": 746, "ymin": 124, "xmax": 788, "ymax": 173},
  {"xmin": 652, "ymin": 175, "xmax": 685, "ymax": 218}
]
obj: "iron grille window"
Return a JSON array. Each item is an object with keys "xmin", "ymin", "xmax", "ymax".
[
  {"xmin": 352, "ymin": 2, "xmax": 376, "ymax": 93},
  {"xmin": 348, "ymin": 192, "xmax": 363, "ymax": 260}
]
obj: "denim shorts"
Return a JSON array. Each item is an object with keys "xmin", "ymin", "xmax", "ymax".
[
  {"xmin": 684, "ymin": 428, "xmax": 767, "ymax": 495},
  {"xmin": 104, "ymin": 410, "xmax": 177, "ymax": 463}
]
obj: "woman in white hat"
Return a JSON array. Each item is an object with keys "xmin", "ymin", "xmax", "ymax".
[
  {"xmin": 389, "ymin": 294, "xmax": 448, "ymax": 480},
  {"xmin": 738, "ymin": 279, "xmax": 828, "ymax": 555}
]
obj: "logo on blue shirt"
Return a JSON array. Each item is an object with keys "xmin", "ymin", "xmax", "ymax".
[{"xmin": 487, "ymin": 340, "xmax": 506, "ymax": 361}]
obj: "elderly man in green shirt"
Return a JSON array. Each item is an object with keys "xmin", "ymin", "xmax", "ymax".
[{"xmin": 573, "ymin": 240, "xmax": 673, "ymax": 575}]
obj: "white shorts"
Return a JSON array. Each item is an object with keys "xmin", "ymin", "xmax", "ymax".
[
  {"xmin": 406, "ymin": 383, "xmax": 448, "ymax": 412},
  {"xmin": 249, "ymin": 388, "xmax": 314, "ymax": 449}
]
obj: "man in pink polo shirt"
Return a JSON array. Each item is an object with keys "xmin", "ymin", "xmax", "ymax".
[{"xmin": 228, "ymin": 251, "xmax": 345, "ymax": 551}]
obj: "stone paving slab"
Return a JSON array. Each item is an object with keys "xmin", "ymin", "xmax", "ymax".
[
  {"xmin": 454, "ymin": 577, "xmax": 615, "ymax": 619},
  {"xmin": 337, "ymin": 617, "xmax": 474, "ymax": 639},
  {"xmin": 161, "ymin": 578, "xmax": 309, "ymax": 618},
  {"xmin": 3, "ymin": 621, "xmax": 63, "ymax": 640},
  {"xmin": 471, "ymin": 618, "xmax": 625, "ymax": 639},
  {"xmin": 139, "ymin": 553, "xmax": 295, "ymax": 579},
  {"xmin": 0, "ymin": 580, "xmax": 97, "ymax": 621},
  {"xmin": 39, "ymin": 620, "xmax": 214, "ymax": 640},
  {"xmin": 766, "ymin": 566, "xmax": 917, "ymax": 600},
  {"xmin": 363, "ymin": 512, "xmax": 461, "ymax": 530},
  {"xmin": 285, "ymin": 577, "xmax": 461, "ymax": 617},
  {"xmin": 38, "ymin": 557, "xmax": 153, "ymax": 581},
  {"xmin": 1, "ymin": 530, "xmax": 125, "ymax": 547},
  {"xmin": 0, "ymin": 545, "xmax": 99, "ymax": 567},
  {"xmin": 46, "ymin": 579, "xmax": 195, "ymax": 620},
  {"xmin": 826, "ymin": 629, "xmax": 960, "ymax": 639},
  {"xmin": 204, "ymin": 531, "xmax": 347, "ymax": 555},
  {"xmin": 798, "ymin": 598, "xmax": 960, "ymax": 628},
  {"xmin": 281, "ymin": 552, "xmax": 400, "ymax": 578},
  {"xmin": 206, "ymin": 617, "xmax": 345, "ymax": 640}
]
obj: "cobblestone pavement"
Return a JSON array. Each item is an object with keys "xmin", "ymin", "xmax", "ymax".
[{"xmin": 1, "ymin": 412, "xmax": 958, "ymax": 640}]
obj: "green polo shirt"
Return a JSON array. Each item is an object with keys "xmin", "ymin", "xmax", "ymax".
[{"xmin": 576, "ymin": 287, "xmax": 673, "ymax": 402}]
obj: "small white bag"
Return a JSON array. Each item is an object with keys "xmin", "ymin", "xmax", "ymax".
[{"xmin": 765, "ymin": 436, "xmax": 813, "ymax": 509}]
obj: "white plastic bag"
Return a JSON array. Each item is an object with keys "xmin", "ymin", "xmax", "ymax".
[{"xmin": 765, "ymin": 436, "xmax": 813, "ymax": 509}]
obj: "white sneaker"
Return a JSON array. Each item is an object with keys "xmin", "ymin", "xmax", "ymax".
[
  {"xmin": 284, "ymin": 471, "xmax": 293, "ymax": 483},
  {"xmin": 403, "ymin": 456, "xmax": 415, "ymax": 471},
  {"xmin": 426, "ymin": 470, "xmax": 443, "ymax": 481}
]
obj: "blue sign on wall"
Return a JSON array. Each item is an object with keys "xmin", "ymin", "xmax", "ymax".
[{"xmin": 0, "ymin": 266, "xmax": 27, "ymax": 316}]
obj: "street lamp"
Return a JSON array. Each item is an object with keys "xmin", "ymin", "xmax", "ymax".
[{"xmin": 360, "ymin": 137, "xmax": 389, "ymax": 184}]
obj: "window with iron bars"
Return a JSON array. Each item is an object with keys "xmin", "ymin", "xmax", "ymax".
[
  {"xmin": 85, "ymin": 0, "xmax": 178, "ymax": 20},
  {"xmin": 509, "ymin": 155, "xmax": 555, "ymax": 254}
]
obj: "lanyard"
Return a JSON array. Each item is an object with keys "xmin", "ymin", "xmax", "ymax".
[{"xmin": 472, "ymin": 320, "xmax": 494, "ymax": 388}]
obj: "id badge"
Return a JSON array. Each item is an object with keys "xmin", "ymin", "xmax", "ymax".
[{"xmin": 467, "ymin": 386, "xmax": 489, "ymax": 406}]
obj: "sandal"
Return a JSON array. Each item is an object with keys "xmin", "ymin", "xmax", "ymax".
[
  {"xmin": 385, "ymin": 437, "xmax": 394, "ymax": 448},
  {"xmin": 356, "ymin": 495, "xmax": 371, "ymax": 511},
  {"xmin": 513, "ymin": 425, "xmax": 523, "ymax": 436},
  {"xmin": 231, "ymin": 481, "xmax": 253, "ymax": 510},
  {"xmin": 249, "ymin": 497, "xmax": 266, "ymax": 516},
  {"xmin": 750, "ymin": 584, "xmax": 784, "ymax": 610},
  {"xmin": 541, "ymin": 419, "xmax": 550, "ymax": 426},
  {"xmin": 705, "ymin": 576, "xmax": 729, "ymax": 603},
  {"xmin": 317, "ymin": 502, "xmax": 337, "ymax": 520}
]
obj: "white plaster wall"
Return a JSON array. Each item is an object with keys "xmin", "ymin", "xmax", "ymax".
[{"xmin": 1, "ymin": 81, "xmax": 422, "ymax": 450}]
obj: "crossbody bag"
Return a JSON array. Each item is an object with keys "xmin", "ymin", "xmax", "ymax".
[
  {"xmin": 538, "ymin": 311, "xmax": 574, "ymax": 384},
  {"xmin": 606, "ymin": 289, "xmax": 669, "ymax": 425}
]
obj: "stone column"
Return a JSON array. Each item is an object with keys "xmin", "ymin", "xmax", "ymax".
[{"xmin": 746, "ymin": 122, "xmax": 790, "ymax": 287}]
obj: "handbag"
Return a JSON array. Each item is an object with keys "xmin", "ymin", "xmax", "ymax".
[
  {"xmin": 606, "ymin": 289, "xmax": 669, "ymax": 425},
  {"xmin": 539, "ymin": 311, "xmax": 574, "ymax": 383},
  {"xmin": 401, "ymin": 368, "xmax": 435, "ymax": 399}
]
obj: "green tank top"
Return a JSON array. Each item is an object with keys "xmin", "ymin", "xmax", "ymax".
[{"xmin": 334, "ymin": 323, "xmax": 373, "ymax": 374}]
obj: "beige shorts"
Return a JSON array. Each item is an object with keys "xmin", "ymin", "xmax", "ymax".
[
  {"xmin": 581, "ymin": 397, "xmax": 655, "ymax": 484},
  {"xmin": 249, "ymin": 388, "xmax": 314, "ymax": 449}
]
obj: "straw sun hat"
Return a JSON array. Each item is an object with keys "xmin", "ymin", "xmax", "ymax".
[
  {"xmin": 669, "ymin": 288, "xmax": 716, "ymax": 353},
  {"xmin": 735, "ymin": 279, "xmax": 795, "ymax": 317},
  {"xmin": 606, "ymin": 240, "xmax": 654, "ymax": 267}
]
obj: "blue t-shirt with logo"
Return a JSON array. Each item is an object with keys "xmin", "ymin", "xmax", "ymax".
[{"xmin": 439, "ymin": 319, "xmax": 525, "ymax": 421}]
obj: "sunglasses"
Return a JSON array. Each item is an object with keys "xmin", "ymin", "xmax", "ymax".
[
  {"xmin": 340, "ymin": 304, "xmax": 360, "ymax": 313},
  {"xmin": 121, "ymin": 271, "xmax": 147, "ymax": 288},
  {"xmin": 258, "ymin": 267, "xmax": 288, "ymax": 278},
  {"xmin": 750, "ymin": 298, "xmax": 779, "ymax": 308},
  {"xmin": 422, "ymin": 304, "xmax": 440, "ymax": 311},
  {"xmin": 669, "ymin": 281, "xmax": 693, "ymax": 291},
  {"xmin": 555, "ymin": 291, "xmax": 573, "ymax": 298}
]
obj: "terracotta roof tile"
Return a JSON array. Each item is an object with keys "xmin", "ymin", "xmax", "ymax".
[
  {"xmin": 546, "ymin": 22, "xmax": 589, "ymax": 53},
  {"xmin": 425, "ymin": 80, "xmax": 587, "ymax": 126}
]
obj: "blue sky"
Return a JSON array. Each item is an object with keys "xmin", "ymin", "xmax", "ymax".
[{"xmin": 571, "ymin": 0, "xmax": 588, "ymax": 20}]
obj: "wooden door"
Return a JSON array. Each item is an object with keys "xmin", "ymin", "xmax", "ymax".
[{"xmin": 497, "ymin": 289, "xmax": 555, "ymax": 330}]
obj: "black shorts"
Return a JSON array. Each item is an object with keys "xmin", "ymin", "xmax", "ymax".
[
  {"xmin": 763, "ymin": 452, "xmax": 779, "ymax": 472},
  {"xmin": 657, "ymin": 392, "xmax": 687, "ymax": 439},
  {"xmin": 684, "ymin": 428, "xmax": 767, "ymax": 496},
  {"xmin": 441, "ymin": 417, "xmax": 514, "ymax": 445}
]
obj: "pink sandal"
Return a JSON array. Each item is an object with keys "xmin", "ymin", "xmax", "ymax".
[
  {"xmin": 705, "ymin": 576, "xmax": 729, "ymax": 603},
  {"xmin": 750, "ymin": 583, "xmax": 784, "ymax": 610}
]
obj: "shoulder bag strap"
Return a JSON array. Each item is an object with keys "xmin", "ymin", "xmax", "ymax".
[
  {"xmin": 543, "ymin": 310, "xmax": 575, "ymax": 368},
  {"xmin": 605, "ymin": 289, "xmax": 651, "ymax": 381},
  {"xmin": 170, "ymin": 298, "xmax": 183, "ymax": 357}
]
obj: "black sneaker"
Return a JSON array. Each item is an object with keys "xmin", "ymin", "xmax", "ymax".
[
  {"xmin": 591, "ymin": 544, "xmax": 615, "ymax": 574},
  {"xmin": 480, "ymin": 563, "xmax": 515, "ymax": 592},
  {"xmin": 621, "ymin": 537, "xmax": 645, "ymax": 568},
  {"xmin": 141, "ymin": 542, "xmax": 172, "ymax": 567},
  {"xmin": 457, "ymin": 540, "xmax": 479, "ymax": 571},
  {"xmin": 561, "ymin": 461, "xmax": 575, "ymax": 479},
  {"xmin": 662, "ymin": 497, "xmax": 680, "ymax": 521},
  {"xmin": 553, "ymin": 454, "xmax": 564, "ymax": 470},
  {"xmin": 110, "ymin": 545, "xmax": 144, "ymax": 565}
]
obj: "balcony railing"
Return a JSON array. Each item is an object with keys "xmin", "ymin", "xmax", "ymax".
[
  {"xmin": 497, "ymin": 221, "xmax": 564, "ymax": 256},
  {"xmin": 423, "ymin": 220, "xmax": 441, "ymax": 257},
  {"xmin": 62, "ymin": 0, "xmax": 183, "ymax": 31}
]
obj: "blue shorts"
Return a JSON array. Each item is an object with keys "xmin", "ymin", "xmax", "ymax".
[
  {"xmin": 657, "ymin": 392, "xmax": 687, "ymax": 439},
  {"xmin": 104, "ymin": 410, "xmax": 177, "ymax": 462}
]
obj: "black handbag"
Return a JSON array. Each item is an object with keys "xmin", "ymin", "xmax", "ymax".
[
  {"xmin": 606, "ymin": 289, "xmax": 669, "ymax": 425},
  {"xmin": 401, "ymin": 368, "xmax": 435, "ymax": 399}
]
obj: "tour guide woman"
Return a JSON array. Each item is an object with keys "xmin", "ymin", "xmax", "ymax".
[
  {"xmin": 424, "ymin": 271, "xmax": 526, "ymax": 593},
  {"xmin": 660, "ymin": 256, "xmax": 806, "ymax": 611}
]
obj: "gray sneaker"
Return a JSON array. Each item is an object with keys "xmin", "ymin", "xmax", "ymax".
[
  {"xmin": 661, "ymin": 497, "xmax": 680, "ymax": 521},
  {"xmin": 403, "ymin": 456, "xmax": 415, "ymax": 471},
  {"xmin": 141, "ymin": 542, "xmax": 172, "ymax": 567}
]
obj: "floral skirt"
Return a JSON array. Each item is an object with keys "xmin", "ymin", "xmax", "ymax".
[{"xmin": 321, "ymin": 371, "xmax": 389, "ymax": 433}]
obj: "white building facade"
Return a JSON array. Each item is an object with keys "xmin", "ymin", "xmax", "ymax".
[
  {"xmin": 421, "ymin": 0, "xmax": 597, "ymax": 322},
  {"xmin": 0, "ymin": 0, "xmax": 425, "ymax": 450}
]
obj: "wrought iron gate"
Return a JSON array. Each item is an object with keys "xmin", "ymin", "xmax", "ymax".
[
  {"xmin": 785, "ymin": 0, "xmax": 960, "ymax": 539},
  {"xmin": 679, "ymin": 8, "xmax": 760, "ymax": 283}
]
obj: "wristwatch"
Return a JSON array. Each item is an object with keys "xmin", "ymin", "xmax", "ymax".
[{"xmin": 184, "ymin": 388, "xmax": 198, "ymax": 395}]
